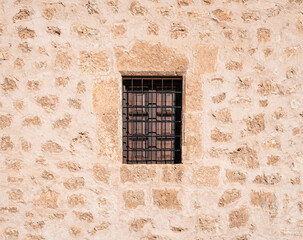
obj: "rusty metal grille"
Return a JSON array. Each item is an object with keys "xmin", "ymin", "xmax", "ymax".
[{"xmin": 122, "ymin": 76, "xmax": 182, "ymax": 164}]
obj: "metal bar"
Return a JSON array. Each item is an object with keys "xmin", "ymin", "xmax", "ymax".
[{"xmin": 122, "ymin": 76, "xmax": 182, "ymax": 164}]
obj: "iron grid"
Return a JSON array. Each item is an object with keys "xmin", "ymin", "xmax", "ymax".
[{"xmin": 122, "ymin": 76, "xmax": 182, "ymax": 164}]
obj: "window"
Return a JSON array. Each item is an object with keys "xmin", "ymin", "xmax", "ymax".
[{"xmin": 122, "ymin": 76, "xmax": 182, "ymax": 164}]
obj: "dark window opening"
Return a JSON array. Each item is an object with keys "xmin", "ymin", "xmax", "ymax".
[{"xmin": 122, "ymin": 76, "xmax": 182, "ymax": 164}]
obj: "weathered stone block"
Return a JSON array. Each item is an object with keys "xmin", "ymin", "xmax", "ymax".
[
  {"xmin": 212, "ymin": 92, "xmax": 226, "ymax": 103},
  {"xmin": 130, "ymin": 218, "xmax": 153, "ymax": 232},
  {"xmin": 93, "ymin": 164, "xmax": 109, "ymax": 183},
  {"xmin": 129, "ymin": 1, "xmax": 147, "ymax": 15},
  {"xmin": 162, "ymin": 166, "xmax": 183, "ymax": 183},
  {"xmin": 35, "ymin": 189, "xmax": 58, "ymax": 209},
  {"xmin": 194, "ymin": 45, "xmax": 218, "ymax": 74},
  {"xmin": 0, "ymin": 114, "xmax": 12, "ymax": 129},
  {"xmin": 229, "ymin": 207, "xmax": 249, "ymax": 228},
  {"xmin": 170, "ymin": 23, "xmax": 188, "ymax": 39},
  {"xmin": 1, "ymin": 136, "xmax": 14, "ymax": 151},
  {"xmin": 212, "ymin": 9, "xmax": 232, "ymax": 22},
  {"xmin": 213, "ymin": 108, "xmax": 232, "ymax": 123},
  {"xmin": 36, "ymin": 95, "xmax": 59, "ymax": 111},
  {"xmin": 152, "ymin": 189, "xmax": 181, "ymax": 209},
  {"xmin": 63, "ymin": 177, "xmax": 85, "ymax": 190},
  {"xmin": 57, "ymin": 161, "xmax": 82, "ymax": 172},
  {"xmin": 68, "ymin": 98, "xmax": 81, "ymax": 109},
  {"xmin": 185, "ymin": 74, "xmax": 203, "ymax": 111},
  {"xmin": 22, "ymin": 116, "xmax": 41, "ymax": 126},
  {"xmin": 251, "ymin": 190, "xmax": 278, "ymax": 218},
  {"xmin": 46, "ymin": 26, "xmax": 61, "ymax": 35},
  {"xmin": 55, "ymin": 77, "xmax": 69, "ymax": 87},
  {"xmin": 211, "ymin": 128, "xmax": 232, "ymax": 142},
  {"xmin": 123, "ymin": 190, "xmax": 145, "ymax": 209},
  {"xmin": 245, "ymin": 114, "xmax": 265, "ymax": 135},
  {"xmin": 71, "ymin": 24, "xmax": 99, "ymax": 38},
  {"xmin": 257, "ymin": 28, "xmax": 271, "ymax": 42},
  {"xmin": 226, "ymin": 61, "xmax": 243, "ymax": 71},
  {"xmin": 55, "ymin": 50, "xmax": 71, "ymax": 69},
  {"xmin": 178, "ymin": 0, "xmax": 193, "ymax": 7},
  {"xmin": 196, "ymin": 214, "xmax": 218, "ymax": 232},
  {"xmin": 120, "ymin": 165, "xmax": 156, "ymax": 183},
  {"xmin": 25, "ymin": 221, "xmax": 45, "ymax": 230},
  {"xmin": 3, "ymin": 227, "xmax": 19, "ymax": 239},
  {"xmin": 41, "ymin": 140, "xmax": 62, "ymax": 153},
  {"xmin": 193, "ymin": 166, "xmax": 220, "ymax": 186},
  {"xmin": 1, "ymin": 77, "xmax": 17, "ymax": 91},
  {"xmin": 5, "ymin": 159, "xmax": 22, "ymax": 171},
  {"xmin": 18, "ymin": 26, "xmax": 35, "ymax": 39},
  {"xmin": 114, "ymin": 41, "xmax": 188, "ymax": 73},
  {"xmin": 112, "ymin": 24, "xmax": 126, "ymax": 36},
  {"xmin": 68, "ymin": 194, "xmax": 85, "ymax": 207},
  {"xmin": 79, "ymin": 50, "xmax": 109, "ymax": 73},
  {"xmin": 53, "ymin": 114, "xmax": 71, "ymax": 128},
  {"xmin": 147, "ymin": 22, "xmax": 159, "ymax": 35},
  {"xmin": 242, "ymin": 11, "xmax": 260, "ymax": 22},
  {"xmin": 229, "ymin": 146, "xmax": 259, "ymax": 169},
  {"xmin": 73, "ymin": 211, "xmax": 93, "ymax": 222},
  {"xmin": 7, "ymin": 188, "xmax": 23, "ymax": 201},
  {"xmin": 218, "ymin": 189, "xmax": 241, "ymax": 207},
  {"xmin": 93, "ymin": 79, "xmax": 119, "ymax": 115},
  {"xmin": 253, "ymin": 173, "xmax": 281, "ymax": 185}
]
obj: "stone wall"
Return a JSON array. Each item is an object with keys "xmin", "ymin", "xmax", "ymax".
[{"xmin": 0, "ymin": 0, "xmax": 303, "ymax": 239}]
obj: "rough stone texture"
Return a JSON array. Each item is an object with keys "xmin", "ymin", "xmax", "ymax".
[
  {"xmin": 0, "ymin": 1, "xmax": 301, "ymax": 239},
  {"xmin": 218, "ymin": 189, "xmax": 241, "ymax": 207},
  {"xmin": 1, "ymin": 77, "xmax": 18, "ymax": 91},
  {"xmin": 55, "ymin": 49, "xmax": 71, "ymax": 70},
  {"xmin": 123, "ymin": 190, "xmax": 145, "ymax": 209},
  {"xmin": 244, "ymin": 114, "xmax": 265, "ymax": 135},
  {"xmin": 41, "ymin": 141, "xmax": 62, "ymax": 153},
  {"xmin": 130, "ymin": 218, "xmax": 153, "ymax": 232},
  {"xmin": 35, "ymin": 189, "xmax": 58, "ymax": 209},
  {"xmin": 79, "ymin": 50, "xmax": 109, "ymax": 73},
  {"xmin": 229, "ymin": 207, "xmax": 249, "ymax": 228},
  {"xmin": 152, "ymin": 189, "xmax": 181, "ymax": 210},
  {"xmin": 196, "ymin": 215, "xmax": 218, "ymax": 232},
  {"xmin": 63, "ymin": 177, "xmax": 85, "ymax": 190},
  {"xmin": 36, "ymin": 95, "xmax": 59, "ymax": 112},
  {"xmin": 93, "ymin": 164, "xmax": 109, "ymax": 183},
  {"xmin": 120, "ymin": 165, "xmax": 156, "ymax": 183},
  {"xmin": 1, "ymin": 136, "xmax": 14, "ymax": 151},
  {"xmin": 22, "ymin": 116, "xmax": 41, "ymax": 126},
  {"xmin": 226, "ymin": 170, "xmax": 247, "ymax": 184},
  {"xmin": 0, "ymin": 114, "xmax": 12, "ymax": 129},
  {"xmin": 194, "ymin": 45, "xmax": 218, "ymax": 74},
  {"xmin": 253, "ymin": 173, "xmax": 282, "ymax": 185},
  {"xmin": 251, "ymin": 191, "xmax": 278, "ymax": 218},
  {"xmin": 115, "ymin": 41, "xmax": 188, "ymax": 73},
  {"xmin": 211, "ymin": 128, "xmax": 232, "ymax": 142},
  {"xmin": 212, "ymin": 108, "xmax": 232, "ymax": 123},
  {"xmin": 193, "ymin": 166, "xmax": 220, "ymax": 186},
  {"xmin": 162, "ymin": 166, "xmax": 183, "ymax": 183},
  {"xmin": 229, "ymin": 146, "xmax": 259, "ymax": 169}
]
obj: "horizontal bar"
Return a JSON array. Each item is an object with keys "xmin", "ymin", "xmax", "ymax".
[{"xmin": 123, "ymin": 91, "xmax": 182, "ymax": 93}]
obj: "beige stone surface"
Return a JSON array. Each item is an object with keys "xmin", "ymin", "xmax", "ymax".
[{"xmin": 0, "ymin": 0, "xmax": 302, "ymax": 239}]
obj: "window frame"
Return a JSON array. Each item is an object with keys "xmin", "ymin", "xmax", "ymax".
[{"xmin": 122, "ymin": 76, "xmax": 183, "ymax": 164}]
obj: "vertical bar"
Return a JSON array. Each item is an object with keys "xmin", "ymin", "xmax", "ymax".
[
  {"xmin": 163, "ymin": 86, "xmax": 167, "ymax": 163},
  {"xmin": 131, "ymin": 78, "xmax": 133, "ymax": 163},
  {"xmin": 126, "ymin": 83, "xmax": 129, "ymax": 164},
  {"xmin": 161, "ymin": 78, "xmax": 163, "ymax": 164},
  {"xmin": 171, "ymin": 78, "xmax": 173, "ymax": 163},
  {"xmin": 151, "ymin": 79, "xmax": 153, "ymax": 163},
  {"xmin": 135, "ymin": 88, "xmax": 137, "ymax": 164}
]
